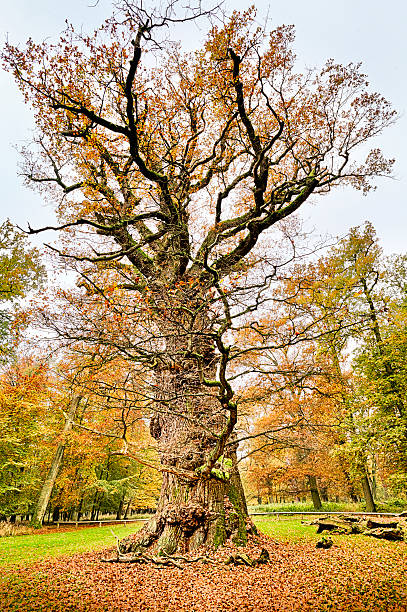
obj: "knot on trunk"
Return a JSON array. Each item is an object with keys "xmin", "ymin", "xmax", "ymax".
[{"xmin": 164, "ymin": 502, "xmax": 206, "ymax": 535}]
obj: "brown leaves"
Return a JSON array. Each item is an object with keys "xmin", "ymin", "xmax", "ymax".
[{"xmin": 2, "ymin": 534, "xmax": 406, "ymax": 611}]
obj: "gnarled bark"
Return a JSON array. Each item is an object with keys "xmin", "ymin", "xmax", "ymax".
[
  {"xmin": 120, "ymin": 299, "xmax": 250, "ymax": 554},
  {"xmin": 121, "ymin": 467, "xmax": 249, "ymax": 554}
]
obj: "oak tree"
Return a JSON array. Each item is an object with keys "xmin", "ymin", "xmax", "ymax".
[{"xmin": 2, "ymin": 2, "xmax": 395, "ymax": 552}]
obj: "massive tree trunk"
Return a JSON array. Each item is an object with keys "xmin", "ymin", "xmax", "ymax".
[
  {"xmin": 121, "ymin": 295, "xmax": 250, "ymax": 554},
  {"xmin": 121, "ymin": 467, "xmax": 249, "ymax": 555},
  {"xmin": 122, "ymin": 381, "xmax": 249, "ymax": 553}
]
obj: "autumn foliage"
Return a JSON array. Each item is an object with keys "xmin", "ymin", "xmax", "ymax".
[{"xmin": 0, "ymin": 0, "xmax": 403, "ymax": 555}]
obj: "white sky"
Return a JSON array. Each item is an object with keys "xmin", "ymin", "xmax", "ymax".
[{"xmin": 1, "ymin": 0, "xmax": 406, "ymax": 254}]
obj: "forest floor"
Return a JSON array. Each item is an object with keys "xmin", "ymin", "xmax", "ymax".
[{"xmin": 1, "ymin": 518, "xmax": 406, "ymax": 611}]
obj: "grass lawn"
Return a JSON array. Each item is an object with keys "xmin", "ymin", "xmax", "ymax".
[
  {"xmin": 254, "ymin": 517, "xmax": 319, "ymax": 541},
  {"xmin": 248, "ymin": 499, "xmax": 407, "ymax": 514},
  {"xmin": 0, "ymin": 517, "xmax": 360, "ymax": 567},
  {"xmin": 0, "ymin": 522, "xmax": 143, "ymax": 567}
]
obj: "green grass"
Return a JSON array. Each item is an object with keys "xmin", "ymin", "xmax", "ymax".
[
  {"xmin": 1, "ymin": 519, "xmax": 316, "ymax": 568},
  {"xmin": 248, "ymin": 498, "xmax": 407, "ymax": 514},
  {"xmin": 254, "ymin": 517, "xmax": 319, "ymax": 542},
  {"xmin": 0, "ymin": 523, "xmax": 143, "ymax": 567},
  {"xmin": 249, "ymin": 501, "xmax": 363, "ymax": 513},
  {"xmin": 3, "ymin": 514, "xmax": 399, "ymax": 568}
]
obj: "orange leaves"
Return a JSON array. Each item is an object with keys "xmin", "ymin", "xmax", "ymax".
[
  {"xmin": 205, "ymin": 7, "xmax": 259, "ymax": 61},
  {"xmin": 2, "ymin": 4, "xmax": 395, "ymax": 265}
]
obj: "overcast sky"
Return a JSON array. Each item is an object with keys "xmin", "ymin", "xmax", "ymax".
[{"xmin": 1, "ymin": 0, "xmax": 406, "ymax": 254}]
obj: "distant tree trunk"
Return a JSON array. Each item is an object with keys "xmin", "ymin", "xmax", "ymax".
[
  {"xmin": 343, "ymin": 470, "xmax": 359, "ymax": 503},
  {"xmin": 77, "ymin": 497, "xmax": 83, "ymax": 522},
  {"xmin": 31, "ymin": 396, "xmax": 81, "ymax": 527},
  {"xmin": 124, "ymin": 497, "xmax": 133, "ymax": 520},
  {"xmin": 90, "ymin": 492, "xmax": 99, "ymax": 521},
  {"xmin": 307, "ymin": 475, "xmax": 322, "ymax": 510},
  {"xmin": 52, "ymin": 506, "xmax": 60, "ymax": 522},
  {"xmin": 371, "ymin": 456, "xmax": 377, "ymax": 498},
  {"xmin": 330, "ymin": 348, "xmax": 377, "ymax": 511},
  {"xmin": 116, "ymin": 493, "xmax": 126, "ymax": 520},
  {"xmin": 362, "ymin": 474, "xmax": 376, "ymax": 512}
]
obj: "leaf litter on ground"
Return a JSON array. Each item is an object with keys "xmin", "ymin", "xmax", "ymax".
[{"xmin": 1, "ymin": 532, "xmax": 406, "ymax": 611}]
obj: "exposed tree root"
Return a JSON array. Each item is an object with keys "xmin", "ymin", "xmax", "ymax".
[
  {"xmin": 101, "ymin": 551, "xmax": 217, "ymax": 568},
  {"xmin": 101, "ymin": 553, "xmax": 184, "ymax": 569},
  {"xmin": 225, "ymin": 547, "xmax": 270, "ymax": 567},
  {"xmin": 103, "ymin": 528, "xmax": 271, "ymax": 568},
  {"xmin": 103, "ymin": 530, "xmax": 218, "ymax": 567}
]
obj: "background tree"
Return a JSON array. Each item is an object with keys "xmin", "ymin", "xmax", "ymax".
[
  {"xmin": 31, "ymin": 349, "xmax": 161, "ymax": 526},
  {"xmin": 243, "ymin": 222, "xmax": 407, "ymax": 510},
  {"xmin": 241, "ymin": 343, "xmax": 350, "ymax": 508},
  {"xmin": 351, "ymin": 253, "xmax": 407, "ymax": 495},
  {"xmin": 0, "ymin": 358, "xmax": 56, "ymax": 521},
  {"xmin": 0, "ymin": 220, "xmax": 44, "ymax": 362}
]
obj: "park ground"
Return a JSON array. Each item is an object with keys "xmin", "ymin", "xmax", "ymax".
[{"xmin": 1, "ymin": 518, "xmax": 406, "ymax": 611}]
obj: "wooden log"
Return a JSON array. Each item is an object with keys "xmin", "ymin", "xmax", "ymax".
[
  {"xmin": 340, "ymin": 515, "xmax": 359, "ymax": 523},
  {"xmin": 316, "ymin": 520, "xmax": 352, "ymax": 534},
  {"xmin": 366, "ymin": 518, "xmax": 399, "ymax": 529},
  {"xmin": 364, "ymin": 528, "xmax": 404, "ymax": 541}
]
